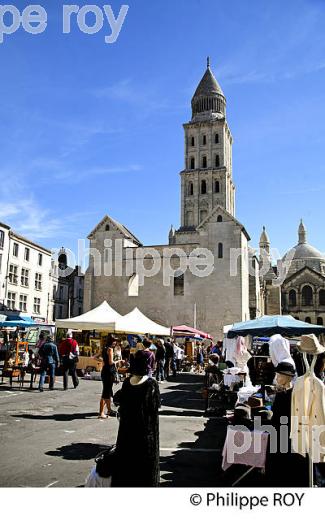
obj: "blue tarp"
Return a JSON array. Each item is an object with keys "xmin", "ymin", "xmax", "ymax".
[
  {"xmin": 0, "ymin": 315, "xmax": 35, "ymax": 328},
  {"xmin": 227, "ymin": 314, "xmax": 325, "ymax": 338}
]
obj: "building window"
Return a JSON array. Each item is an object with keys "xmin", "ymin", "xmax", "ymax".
[
  {"xmin": 218, "ymin": 243, "xmax": 223, "ymax": 259},
  {"xmin": 7, "ymin": 292, "xmax": 16, "ymax": 310},
  {"xmin": 0, "ymin": 230, "xmax": 4, "ymax": 249},
  {"xmin": 105, "ymin": 224, "xmax": 110, "ymax": 231},
  {"xmin": 38, "ymin": 253, "xmax": 43, "ymax": 266},
  {"xmin": 215, "ymin": 133, "xmax": 219, "ymax": 144},
  {"xmin": 188, "ymin": 182, "xmax": 194, "ymax": 196},
  {"xmin": 200, "ymin": 209, "xmax": 208, "ymax": 223},
  {"xmin": 186, "ymin": 211, "xmax": 193, "ymax": 226},
  {"xmin": 202, "ymin": 156, "xmax": 207, "ymax": 168},
  {"xmin": 191, "ymin": 136, "xmax": 195, "ymax": 146},
  {"xmin": 305, "ymin": 317, "xmax": 311, "ymax": 323},
  {"xmin": 302, "ymin": 285, "xmax": 313, "ymax": 306},
  {"xmin": 190, "ymin": 157, "xmax": 195, "ymax": 169},
  {"xmin": 19, "ymin": 294, "xmax": 27, "ymax": 312},
  {"xmin": 59, "ymin": 285, "xmax": 63, "ymax": 300},
  {"xmin": 289, "ymin": 289, "xmax": 297, "ymax": 307},
  {"xmin": 13, "ymin": 243, "xmax": 19, "ymax": 257},
  {"xmin": 319, "ymin": 290, "xmax": 325, "ymax": 305},
  {"xmin": 34, "ymin": 297, "xmax": 41, "ymax": 314},
  {"xmin": 217, "ymin": 215, "xmax": 223, "ymax": 222},
  {"xmin": 128, "ymin": 273, "xmax": 139, "ymax": 296},
  {"xmin": 35, "ymin": 273, "xmax": 42, "ymax": 291},
  {"xmin": 78, "ymin": 288, "xmax": 82, "ymax": 300},
  {"xmin": 58, "ymin": 305, "xmax": 63, "ymax": 319},
  {"xmin": 215, "ymin": 180, "xmax": 220, "ymax": 193},
  {"xmin": 215, "ymin": 154, "xmax": 220, "ymax": 167},
  {"xmin": 202, "ymin": 135, "xmax": 207, "ymax": 145},
  {"xmin": 0, "ymin": 253, "xmax": 2, "ymax": 274},
  {"xmin": 174, "ymin": 272, "xmax": 184, "ymax": 296},
  {"xmin": 201, "ymin": 179, "xmax": 207, "ymax": 194},
  {"xmin": 317, "ymin": 317, "xmax": 324, "ymax": 326},
  {"xmin": 24, "ymin": 247, "xmax": 30, "ymax": 261},
  {"xmin": 9, "ymin": 264, "xmax": 18, "ymax": 284},
  {"xmin": 21, "ymin": 268, "xmax": 29, "ymax": 287}
]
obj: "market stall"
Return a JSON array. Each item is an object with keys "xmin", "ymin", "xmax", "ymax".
[
  {"xmin": 223, "ymin": 314, "xmax": 325, "ymax": 487},
  {"xmin": 0, "ymin": 316, "xmax": 36, "ymax": 387}
]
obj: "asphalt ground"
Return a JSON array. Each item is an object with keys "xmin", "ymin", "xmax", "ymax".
[{"xmin": 0, "ymin": 371, "xmax": 274, "ymax": 487}]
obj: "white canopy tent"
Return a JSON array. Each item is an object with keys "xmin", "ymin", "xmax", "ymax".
[
  {"xmin": 56, "ymin": 302, "xmax": 170, "ymax": 336},
  {"xmin": 111, "ymin": 307, "xmax": 170, "ymax": 336},
  {"xmin": 55, "ymin": 300, "xmax": 121, "ymax": 331}
]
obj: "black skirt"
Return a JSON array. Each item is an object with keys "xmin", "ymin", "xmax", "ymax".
[{"xmin": 101, "ymin": 365, "xmax": 115, "ymax": 399}]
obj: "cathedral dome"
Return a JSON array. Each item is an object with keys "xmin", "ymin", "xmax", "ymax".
[
  {"xmin": 191, "ymin": 58, "xmax": 226, "ymax": 119},
  {"xmin": 282, "ymin": 220, "xmax": 325, "ymax": 261}
]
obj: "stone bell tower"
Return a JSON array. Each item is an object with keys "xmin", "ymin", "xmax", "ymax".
[{"xmin": 180, "ymin": 58, "xmax": 235, "ymax": 229}]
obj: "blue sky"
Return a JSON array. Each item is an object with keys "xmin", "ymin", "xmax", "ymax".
[{"xmin": 1, "ymin": 0, "xmax": 325, "ymax": 264}]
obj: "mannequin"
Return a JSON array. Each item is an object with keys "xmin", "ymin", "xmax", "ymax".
[{"xmin": 112, "ymin": 350, "xmax": 160, "ymax": 487}]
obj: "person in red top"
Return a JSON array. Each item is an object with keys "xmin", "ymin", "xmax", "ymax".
[{"xmin": 59, "ymin": 332, "xmax": 79, "ymax": 390}]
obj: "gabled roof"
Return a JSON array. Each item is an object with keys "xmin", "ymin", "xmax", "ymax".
[
  {"xmin": 282, "ymin": 265, "xmax": 325, "ymax": 286},
  {"xmin": 196, "ymin": 205, "xmax": 251, "ymax": 241},
  {"xmin": 88, "ymin": 214, "xmax": 142, "ymax": 246}
]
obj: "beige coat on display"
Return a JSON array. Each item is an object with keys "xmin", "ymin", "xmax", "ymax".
[{"xmin": 291, "ymin": 373, "xmax": 325, "ymax": 463}]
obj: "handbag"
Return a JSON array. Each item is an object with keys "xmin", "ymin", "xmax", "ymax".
[{"xmin": 95, "ymin": 445, "xmax": 117, "ymax": 478}]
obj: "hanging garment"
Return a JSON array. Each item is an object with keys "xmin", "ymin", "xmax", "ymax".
[
  {"xmin": 269, "ymin": 334, "xmax": 295, "ymax": 368},
  {"xmin": 291, "ymin": 373, "xmax": 325, "ymax": 463},
  {"xmin": 223, "ymin": 337, "xmax": 237, "ymax": 365}
]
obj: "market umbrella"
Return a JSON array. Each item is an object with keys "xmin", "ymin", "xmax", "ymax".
[
  {"xmin": 227, "ymin": 314, "xmax": 325, "ymax": 338},
  {"xmin": 172, "ymin": 324, "xmax": 213, "ymax": 340},
  {"xmin": 0, "ymin": 315, "xmax": 35, "ymax": 328}
]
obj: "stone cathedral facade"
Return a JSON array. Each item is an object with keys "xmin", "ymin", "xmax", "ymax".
[{"xmin": 83, "ymin": 61, "xmax": 260, "ymax": 338}]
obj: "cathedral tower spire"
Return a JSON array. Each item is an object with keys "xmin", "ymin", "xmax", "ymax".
[
  {"xmin": 180, "ymin": 59, "xmax": 235, "ymax": 229},
  {"xmin": 298, "ymin": 219, "xmax": 307, "ymax": 245}
]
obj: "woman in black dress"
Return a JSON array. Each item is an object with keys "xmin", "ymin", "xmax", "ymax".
[
  {"xmin": 112, "ymin": 350, "xmax": 160, "ymax": 487},
  {"xmin": 98, "ymin": 338, "xmax": 117, "ymax": 418}
]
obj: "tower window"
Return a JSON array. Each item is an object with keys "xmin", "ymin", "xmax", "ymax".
[
  {"xmin": 186, "ymin": 211, "xmax": 193, "ymax": 226},
  {"xmin": 215, "ymin": 154, "xmax": 220, "ymax": 167},
  {"xmin": 202, "ymin": 156, "xmax": 207, "ymax": 168},
  {"xmin": 200, "ymin": 209, "xmax": 208, "ymax": 223},
  {"xmin": 217, "ymin": 215, "xmax": 222, "ymax": 222},
  {"xmin": 289, "ymin": 289, "xmax": 297, "ymax": 307},
  {"xmin": 190, "ymin": 157, "xmax": 195, "ymax": 169},
  {"xmin": 215, "ymin": 133, "xmax": 219, "ymax": 144},
  {"xmin": 202, "ymin": 135, "xmax": 207, "ymax": 145},
  {"xmin": 218, "ymin": 243, "xmax": 223, "ymax": 258},
  {"xmin": 128, "ymin": 274, "xmax": 139, "ymax": 296},
  {"xmin": 188, "ymin": 182, "xmax": 194, "ymax": 196},
  {"xmin": 319, "ymin": 289, "xmax": 325, "ymax": 305},
  {"xmin": 174, "ymin": 272, "xmax": 184, "ymax": 296},
  {"xmin": 201, "ymin": 180, "xmax": 207, "ymax": 194},
  {"xmin": 105, "ymin": 224, "xmax": 110, "ymax": 231},
  {"xmin": 191, "ymin": 136, "xmax": 195, "ymax": 146},
  {"xmin": 214, "ymin": 180, "xmax": 220, "ymax": 193},
  {"xmin": 317, "ymin": 317, "xmax": 324, "ymax": 325},
  {"xmin": 302, "ymin": 285, "xmax": 313, "ymax": 306}
]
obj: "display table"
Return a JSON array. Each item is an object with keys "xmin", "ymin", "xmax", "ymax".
[
  {"xmin": 77, "ymin": 356, "xmax": 102, "ymax": 372},
  {"xmin": 1, "ymin": 366, "xmax": 26, "ymax": 387}
]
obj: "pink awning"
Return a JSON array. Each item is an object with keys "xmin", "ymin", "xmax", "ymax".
[{"xmin": 171, "ymin": 324, "xmax": 213, "ymax": 340}]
